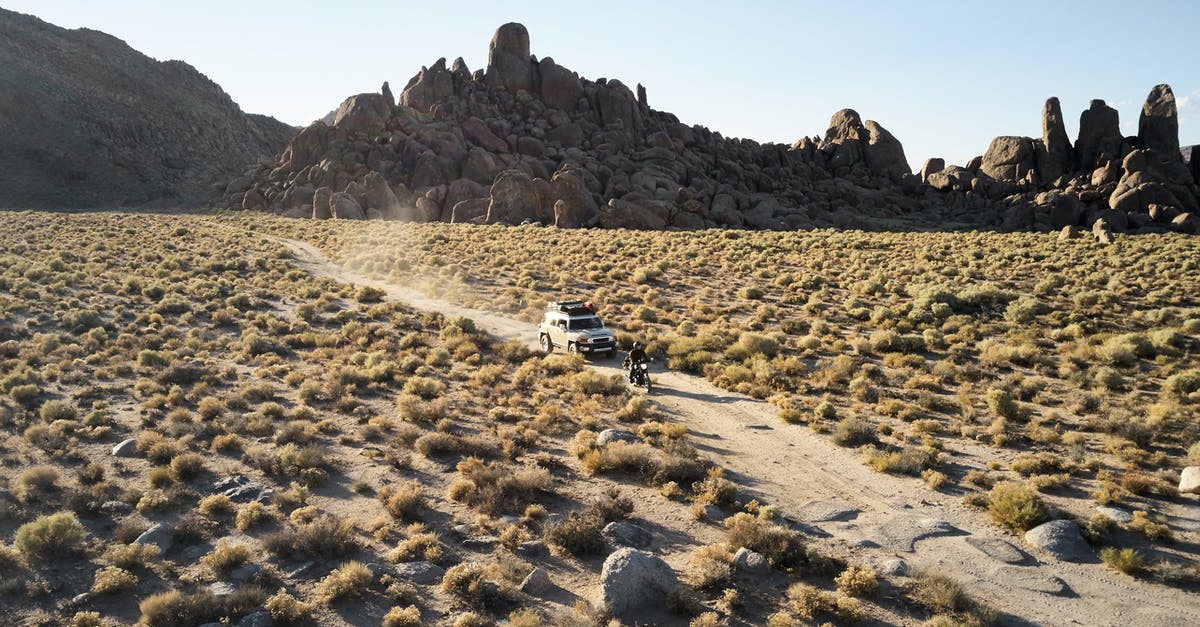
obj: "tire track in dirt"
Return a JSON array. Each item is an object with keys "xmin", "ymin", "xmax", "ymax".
[{"xmin": 270, "ymin": 233, "xmax": 1200, "ymax": 627}]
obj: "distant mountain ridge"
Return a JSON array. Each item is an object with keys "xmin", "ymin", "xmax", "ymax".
[{"xmin": 0, "ymin": 8, "xmax": 293, "ymax": 208}]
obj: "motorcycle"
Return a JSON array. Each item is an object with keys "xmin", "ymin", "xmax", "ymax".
[{"xmin": 626, "ymin": 360, "xmax": 651, "ymax": 392}]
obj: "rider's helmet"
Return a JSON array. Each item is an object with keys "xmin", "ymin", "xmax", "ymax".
[{"xmin": 633, "ymin": 341, "xmax": 643, "ymax": 350}]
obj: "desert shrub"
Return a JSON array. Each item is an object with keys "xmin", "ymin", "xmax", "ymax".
[
  {"xmin": 14, "ymin": 512, "xmax": 86, "ymax": 558},
  {"xmin": 395, "ymin": 393, "xmax": 449, "ymax": 423},
  {"xmin": 862, "ymin": 445, "xmax": 938, "ymax": 475},
  {"xmin": 987, "ymin": 482, "xmax": 1047, "ymax": 532},
  {"xmin": 91, "ymin": 565, "xmax": 137, "ymax": 594},
  {"xmin": 264, "ymin": 589, "xmax": 314, "ymax": 624},
  {"xmin": 723, "ymin": 512, "xmax": 805, "ymax": 569},
  {"xmin": 985, "ymin": 388, "xmax": 1020, "ymax": 420},
  {"xmin": 378, "ymin": 481, "xmax": 426, "ymax": 521},
  {"xmin": 382, "ymin": 605, "xmax": 422, "ymax": 627},
  {"xmin": 1128, "ymin": 511, "xmax": 1173, "ymax": 542},
  {"xmin": 447, "ymin": 457, "xmax": 552, "ymax": 515},
  {"xmin": 1010, "ymin": 452, "xmax": 1066, "ymax": 477},
  {"xmin": 198, "ymin": 494, "xmax": 236, "ymax": 516},
  {"xmin": 1162, "ymin": 370, "xmax": 1199, "ymax": 399},
  {"xmin": 39, "ymin": 399, "xmax": 77, "ymax": 422},
  {"xmin": 314, "ymin": 561, "xmax": 373, "ymax": 604},
  {"xmin": 201, "ymin": 540, "xmax": 254, "ymax": 574},
  {"xmin": 831, "ymin": 416, "xmax": 876, "ymax": 447},
  {"xmin": 835, "ymin": 564, "xmax": 878, "ymax": 596},
  {"xmin": 389, "ymin": 531, "xmax": 443, "ymax": 563},
  {"xmin": 13, "ymin": 465, "xmax": 61, "ymax": 501},
  {"xmin": 1100, "ymin": 547, "xmax": 1145, "ymax": 574},
  {"xmin": 785, "ymin": 582, "xmax": 834, "ymax": 622},
  {"xmin": 402, "ymin": 376, "xmax": 445, "ymax": 399},
  {"xmin": 688, "ymin": 544, "xmax": 733, "ymax": 590},
  {"xmin": 544, "ymin": 508, "xmax": 606, "ymax": 555},
  {"xmin": 102, "ymin": 542, "xmax": 160, "ymax": 569},
  {"xmin": 439, "ymin": 562, "xmax": 517, "ymax": 610},
  {"xmin": 1004, "ymin": 296, "xmax": 1046, "ymax": 323},
  {"xmin": 569, "ymin": 370, "xmax": 625, "ymax": 395},
  {"xmin": 170, "ymin": 452, "xmax": 207, "ymax": 480},
  {"xmin": 265, "ymin": 515, "xmax": 359, "ymax": 560},
  {"xmin": 136, "ymin": 587, "xmax": 265, "ymax": 627},
  {"xmin": 70, "ymin": 612, "xmax": 102, "ymax": 627},
  {"xmin": 236, "ymin": 501, "xmax": 273, "ymax": 531},
  {"xmin": 692, "ymin": 467, "xmax": 738, "ymax": 507}
]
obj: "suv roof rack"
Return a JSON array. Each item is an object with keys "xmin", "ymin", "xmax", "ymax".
[{"xmin": 548, "ymin": 300, "xmax": 595, "ymax": 315}]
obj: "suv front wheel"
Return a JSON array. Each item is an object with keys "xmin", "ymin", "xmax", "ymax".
[
  {"xmin": 540, "ymin": 334, "xmax": 553, "ymax": 354},
  {"xmin": 567, "ymin": 342, "xmax": 579, "ymax": 355}
]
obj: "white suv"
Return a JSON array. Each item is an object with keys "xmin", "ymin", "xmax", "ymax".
[{"xmin": 538, "ymin": 300, "xmax": 617, "ymax": 356}]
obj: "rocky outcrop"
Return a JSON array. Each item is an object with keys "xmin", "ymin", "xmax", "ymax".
[
  {"xmin": 1077, "ymin": 99, "xmax": 1123, "ymax": 173},
  {"xmin": 0, "ymin": 8, "xmax": 291, "ymax": 208},
  {"xmin": 981, "ymin": 136, "xmax": 1037, "ymax": 183},
  {"xmin": 220, "ymin": 23, "xmax": 1193, "ymax": 236},
  {"xmin": 1139, "ymin": 84, "xmax": 1179, "ymax": 157},
  {"xmin": 221, "ymin": 23, "xmax": 927, "ymax": 231},
  {"xmin": 597, "ymin": 548, "xmax": 678, "ymax": 616},
  {"xmin": 924, "ymin": 85, "xmax": 1199, "ymax": 234},
  {"xmin": 1038, "ymin": 97, "xmax": 1072, "ymax": 183}
]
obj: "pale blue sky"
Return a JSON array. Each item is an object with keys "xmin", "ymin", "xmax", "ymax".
[{"xmin": 6, "ymin": 1, "xmax": 1198, "ymax": 170}]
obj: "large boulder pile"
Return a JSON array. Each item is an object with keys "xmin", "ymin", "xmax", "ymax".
[
  {"xmin": 223, "ymin": 22, "xmax": 929, "ymax": 230},
  {"xmin": 0, "ymin": 8, "xmax": 292, "ymax": 208},
  {"xmin": 922, "ymin": 84, "xmax": 1200, "ymax": 234}
]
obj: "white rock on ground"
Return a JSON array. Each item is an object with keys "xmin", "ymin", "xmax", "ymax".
[
  {"xmin": 1024, "ymin": 520, "xmax": 1091, "ymax": 561},
  {"xmin": 1179, "ymin": 466, "xmax": 1200, "ymax": 494},
  {"xmin": 732, "ymin": 547, "xmax": 769, "ymax": 572},
  {"xmin": 598, "ymin": 548, "xmax": 678, "ymax": 616}
]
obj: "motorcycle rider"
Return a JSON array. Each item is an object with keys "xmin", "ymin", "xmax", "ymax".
[{"xmin": 623, "ymin": 341, "xmax": 648, "ymax": 382}]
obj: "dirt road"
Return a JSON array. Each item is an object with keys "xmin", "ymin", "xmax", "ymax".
[{"xmin": 274, "ymin": 235, "xmax": 1199, "ymax": 627}]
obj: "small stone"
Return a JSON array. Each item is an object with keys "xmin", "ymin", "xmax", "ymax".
[
  {"xmin": 452, "ymin": 524, "xmax": 474, "ymax": 535},
  {"xmin": 731, "ymin": 547, "xmax": 769, "ymax": 573},
  {"xmin": 519, "ymin": 566, "xmax": 552, "ymax": 594},
  {"xmin": 364, "ymin": 562, "xmax": 391, "ymax": 579},
  {"xmin": 1179, "ymin": 467, "xmax": 1200, "ymax": 494},
  {"xmin": 394, "ymin": 561, "xmax": 445, "ymax": 585},
  {"xmin": 180, "ymin": 545, "xmax": 208, "ymax": 562},
  {"xmin": 1095, "ymin": 506, "xmax": 1133, "ymax": 524},
  {"xmin": 230, "ymin": 563, "xmax": 264, "ymax": 582},
  {"xmin": 460, "ymin": 536, "xmax": 497, "ymax": 550},
  {"xmin": 71, "ymin": 592, "xmax": 92, "ymax": 605},
  {"xmin": 285, "ymin": 562, "xmax": 314, "ymax": 579},
  {"xmin": 99, "ymin": 500, "xmax": 132, "ymax": 515},
  {"xmin": 133, "ymin": 523, "xmax": 173, "ymax": 554},
  {"xmin": 878, "ymin": 558, "xmax": 909, "ymax": 577},
  {"xmin": 208, "ymin": 582, "xmax": 236, "ymax": 596},
  {"xmin": 112, "ymin": 438, "xmax": 137, "ymax": 457},
  {"xmin": 603, "ymin": 521, "xmax": 653, "ymax": 548},
  {"xmin": 237, "ymin": 610, "xmax": 274, "ymax": 627},
  {"xmin": 1024, "ymin": 520, "xmax": 1091, "ymax": 561},
  {"xmin": 596, "ymin": 429, "xmax": 638, "ymax": 446},
  {"xmin": 515, "ymin": 540, "xmax": 548, "ymax": 558}
]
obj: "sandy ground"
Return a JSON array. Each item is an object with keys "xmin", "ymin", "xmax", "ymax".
[{"xmin": 271, "ymin": 234, "xmax": 1200, "ymax": 627}]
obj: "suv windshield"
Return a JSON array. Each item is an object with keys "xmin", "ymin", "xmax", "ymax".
[{"xmin": 570, "ymin": 316, "xmax": 603, "ymax": 330}]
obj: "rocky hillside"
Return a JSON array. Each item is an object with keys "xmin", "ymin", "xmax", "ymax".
[
  {"xmin": 224, "ymin": 23, "xmax": 925, "ymax": 230},
  {"xmin": 920, "ymin": 87, "xmax": 1200, "ymax": 234},
  {"xmin": 0, "ymin": 8, "xmax": 293, "ymax": 208}
]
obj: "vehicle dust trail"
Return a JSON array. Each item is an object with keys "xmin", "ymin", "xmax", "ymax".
[{"xmin": 271, "ymin": 233, "xmax": 1200, "ymax": 627}]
